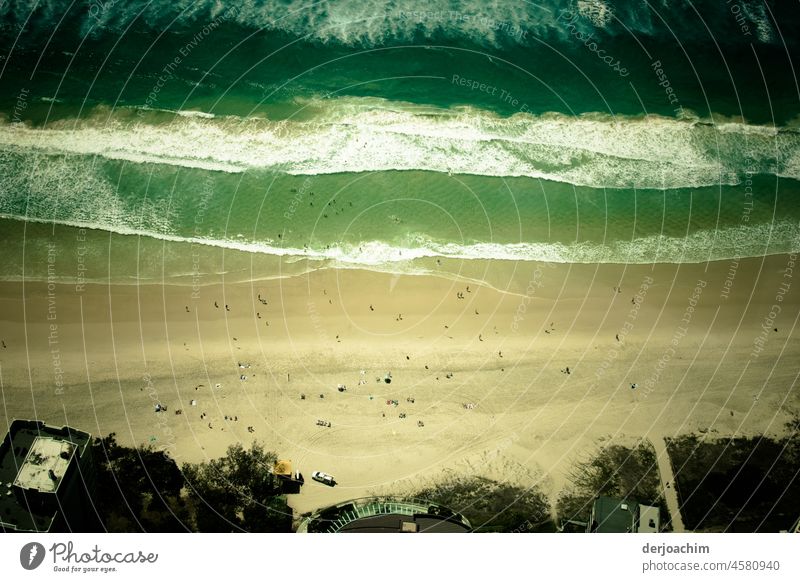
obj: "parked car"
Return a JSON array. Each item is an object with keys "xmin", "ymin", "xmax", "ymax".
[{"xmin": 311, "ymin": 471, "xmax": 335, "ymax": 486}]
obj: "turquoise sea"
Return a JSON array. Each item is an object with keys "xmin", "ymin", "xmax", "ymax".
[{"xmin": 1, "ymin": 0, "xmax": 799, "ymax": 284}]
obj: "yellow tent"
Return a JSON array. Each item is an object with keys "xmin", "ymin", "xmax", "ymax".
[{"xmin": 273, "ymin": 459, "xmax": 292, "ymax": 476}]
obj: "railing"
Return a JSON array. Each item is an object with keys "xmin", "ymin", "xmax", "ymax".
[{"xmin": 296, "ymin": 496, "xmax": 471, "ymax": 533}]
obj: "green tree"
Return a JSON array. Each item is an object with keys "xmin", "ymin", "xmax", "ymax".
[
  {"xmin": 93, "ymin": 433, "xmax": 190, "ymax": 532},
  {"xmin": 414, "ymin": 476, "xmax": 553, "ymax": 532},
  {"xmin": 556, "ymin": 440, "xmax": 665, "ymax": 527},
  {"xmin": 182, "ymin": 442, "xmax": 292, "ymax": 532}
]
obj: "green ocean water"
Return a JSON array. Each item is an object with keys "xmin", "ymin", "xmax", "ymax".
[{"xmin": 1, "ymin": 1, "xmax": 799, "ymax": 283}]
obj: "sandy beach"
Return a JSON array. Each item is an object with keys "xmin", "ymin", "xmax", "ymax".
[{"xmin": 0, "ymin": 255, "xmax": 797, "ymax": 515}]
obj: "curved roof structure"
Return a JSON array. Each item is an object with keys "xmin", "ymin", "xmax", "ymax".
[{"xmin": 297, "ymin": 497, "xmax": 472, "ymax": 533}]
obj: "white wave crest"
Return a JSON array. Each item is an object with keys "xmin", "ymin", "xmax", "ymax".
[
  {"xmin": 2, "ymin": 213, "xmax": 797, "ymax": 266},
  {"xmin": 1, "ymin": 98, "xmax": 797, "ymax": 189},
  {"xmin": 5, "ymin": 0, "xmax": 787, "ymax": 48}
]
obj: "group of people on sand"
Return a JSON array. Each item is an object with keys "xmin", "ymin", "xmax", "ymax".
[
  {"xmin": 384, "ymin": 391, "xmax": 423, "ymax": 423},
  {"xmin": 298, "ymin": 370, "xmax": 427, "ymax": 427},
  {"xmin": 201, "ymin": 292, "xmax": 272, "ymax": 325},
  {"xmin": 151, "ymin": 359, "xmax": 254, "ymax": 433}
]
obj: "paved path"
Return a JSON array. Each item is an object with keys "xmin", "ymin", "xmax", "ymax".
[{"xmin": 651, "ymin": 436, "xmax": 686, "ymax": 532}]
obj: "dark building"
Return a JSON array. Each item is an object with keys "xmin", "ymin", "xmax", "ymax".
[
  {"xmin": 298, "ymin": 497, "xmax": 472, "ymax": 533},
  {"xmin": 272, "ymin": 459, "xmax": 304, "ymax": 494},
  {"xmin": 0, "ymin": 419, "xmax": 96, "ymax": 532},
  {"xmin": 589, "ymin": 496, "xmax": 660, "ymax": 533}
]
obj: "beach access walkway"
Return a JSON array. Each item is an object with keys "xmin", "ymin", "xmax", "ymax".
[{"xmin": 652, "ymin": 436, "xmax": 686, "ymax": 532}]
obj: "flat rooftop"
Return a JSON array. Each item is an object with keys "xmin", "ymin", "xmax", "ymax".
[
  {"xmin": 0, "ymin": 420, "xmax": 91, "ymax": 532},
  {"xmin": 592, "ymin": 497, "xmax": 637, "ymax": 533},
  {"xmin": 638, "ymin": 504, "xmax": 660, "ymax": 533},
  {"xmin": 14, "ymin": 436, "xmax": 76, "ymax": 493}
]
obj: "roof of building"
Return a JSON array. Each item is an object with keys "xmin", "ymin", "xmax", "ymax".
[
  {"xmin": 0, "ymin": 420, "xmax": 91, "ymax": 532},
  {"xmin": 273, "ymin": 459, "xmax": 292, "ymax": 476},
  {"xmin": 298, "ymin": 497, "xmax": 472, "ymax": 533},
  {"xmin": 638, "ymin": 504, "xmax": 661, "ymax": 533},
  {"xmin": 338, "ymin": 513, "xmax": 471, "ymax": 533},
  {"xmin": 14, "ymin": 436, "xmax": 77, "ymax": 493},
  {"xmin": 591, "ymin": 496, "xmax": 637, "ymax": 533}
]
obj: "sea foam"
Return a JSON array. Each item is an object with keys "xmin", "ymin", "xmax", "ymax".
[
  {"xmin": 0, "ymin": 99, "xmax": 797, "ymax": 190},
  {"xmin": 1, "ymin": 213, "xmax": 797, "ymax": 267},
  {"xmin": 2, "ymin": 0, "xmax": 781, "ymax": 48}
]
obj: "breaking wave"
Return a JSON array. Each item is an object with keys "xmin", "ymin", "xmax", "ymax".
[
  {"xmin": 1, "ymin": 213, "xmax": 798, "ymax": 267},
  {"xmin": 1, "ymin": 98, "xmax": 797, "ymax": 189},
  {"xmin": 0, "ymin": 0, "xmax": 786, "ymax": 47}
]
